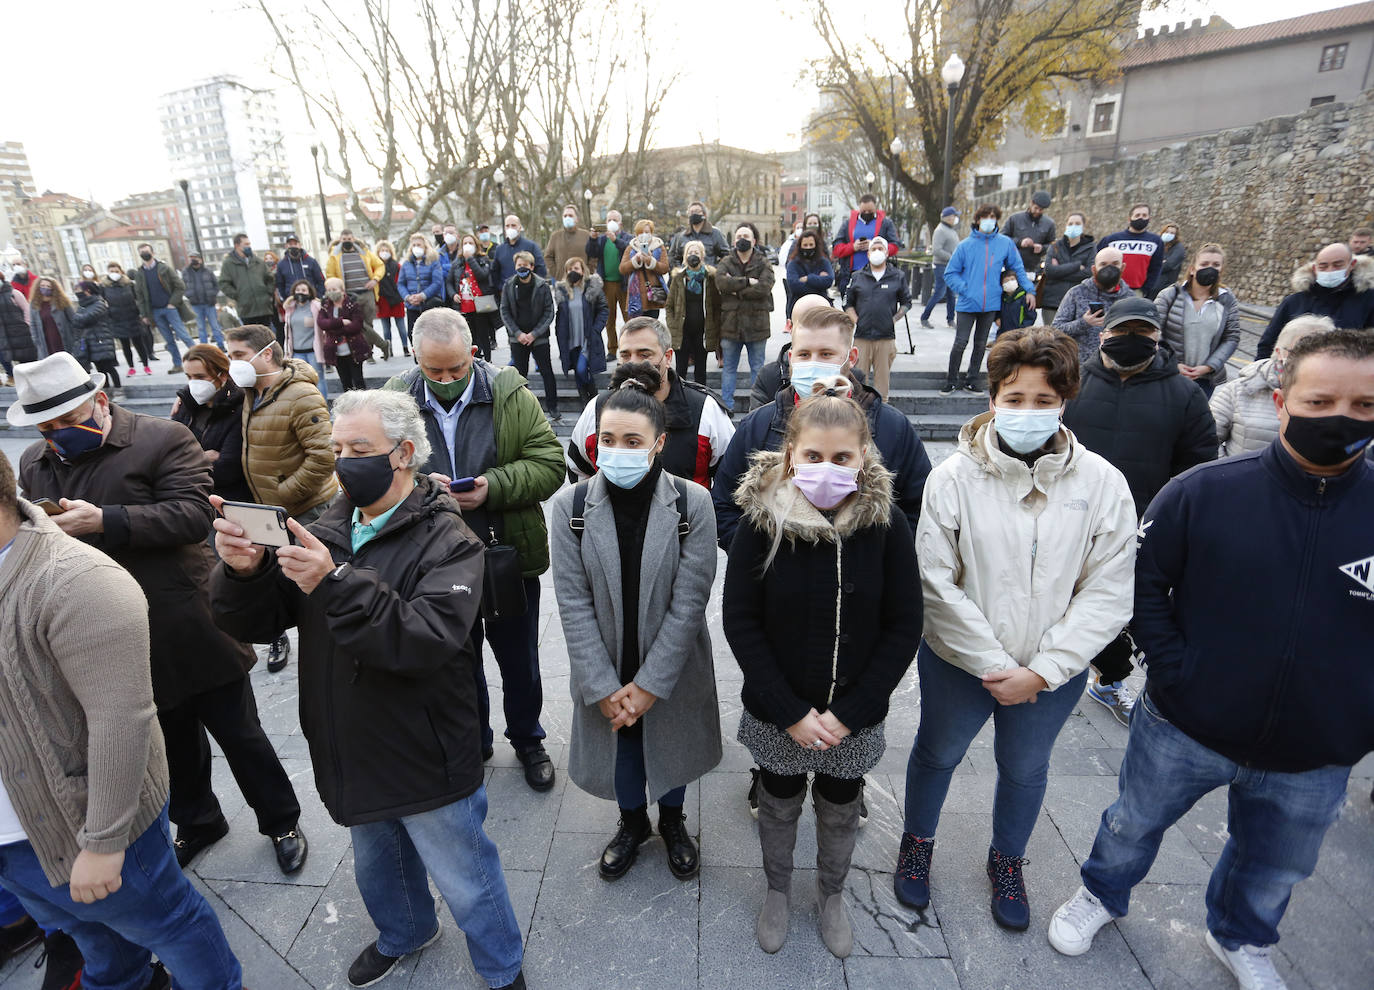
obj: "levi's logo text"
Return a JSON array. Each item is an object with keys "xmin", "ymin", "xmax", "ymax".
[
  {"xmin": 1111, "ymin": 240, "xmax": 1158, "ymax": 256},
  {"xmin": 1339, "ymin": 555, "xmax": 1374, "ymax": 598}
]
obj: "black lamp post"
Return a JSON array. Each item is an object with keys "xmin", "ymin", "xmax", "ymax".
[
  {"xmin": 310, "ymin": 145, "xmax": 331, "ymax": 245},
  {"xmin": 940, "ymin": 53, "xmax": 966, "ymax": 212},
  {"xmin": 178, "ymin": 178, "xmax": 202, "ymax": 256}
]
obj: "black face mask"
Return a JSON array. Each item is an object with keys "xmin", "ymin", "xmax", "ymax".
[
  {"xmin": 1283, "ymin": 413, "xmax": 1374, "ymax": 467},
  {"xmin": 139, "ymin": 251, "xmax": 153, "ymax": 262},
  {"xmin": 566, "ymin": 271, "xmax": 582, "ymax": 285},
  {"xmin": 735, "ymin": 238, "xmax": 752, "ymax": 253},
  {"xmin": 686, "ymin": 255, "xmax": 702, "ymax": 268},
  {"xmin": 287, "ymin": 247, "xmax": 302, "ymax": 258},
  {"xmin": 1095, "ymin": 265, "xmax": 1122, "ymax": 289},
  {"xmin": 689, "ymin": 213, "xmax": 704, "ymax": 226},
  {"xmin": 190, "ymin": 261, "xmax": 201, "ymax": 269},
  {"xmin": 1101, "ymin": 333, "xmax": 1157, "ymax": 368},
  {"xmin": 335, "ymin": 442, "xmax": 400, "ymax": 507},
  {"xmin": 859, "ymin": 211, "xmax": 875, "ymax": 223},
  {"xmin": 1128, "ymin": 217, "xmax": 1149, "ymax": 232},
  {"xmin": 800, "ymin": 248, "xmax": 816, "ymax": 258},
  {"xmin": 1194, "ymin": 266, "xmax": 1219, "ymax": 287},
  {"xmin": 295, "ymin": 293, "xmax": 310, "ymax": 303}
]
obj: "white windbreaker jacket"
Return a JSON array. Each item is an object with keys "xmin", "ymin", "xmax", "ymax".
[{"xmin": 916, "ymin": 412, "xmax": 1138, "ymax": 690}]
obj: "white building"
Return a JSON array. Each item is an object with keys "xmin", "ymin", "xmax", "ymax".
[{"xmin": 159, "ymin": 77, "xmax": 296, "ymax": 257}]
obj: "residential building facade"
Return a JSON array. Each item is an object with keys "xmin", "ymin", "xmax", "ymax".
[{"xmin": 113, "ymin": 189, "xmax": 193, "ymax": 267}]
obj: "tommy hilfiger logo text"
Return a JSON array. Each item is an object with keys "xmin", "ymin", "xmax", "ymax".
[{"xmin": 1338, "ymin": 555, "xmax": 1374, "ymax": 595}]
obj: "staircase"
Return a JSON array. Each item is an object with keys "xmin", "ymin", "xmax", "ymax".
[{"xmin": 0, "ymin": 370, "xmax": 987, "ymax": 443}]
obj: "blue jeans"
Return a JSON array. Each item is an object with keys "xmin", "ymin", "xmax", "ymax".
[
  {"xmin": 614, "ymin": 730, "xmax": 687, "ymax": 810},
  {"xmin": 1080, "ymin": 690, "xmax": 1349, "ymax": 948},
  {"xmin": 904, "ymin": 642, "xmax": 1088, "ymax": 856},
  {"xmin": 719, "ymin": 337, "xmax": 766, "ymax": 412},
  {"xmin": 151, "ymin": 308, "xmax": 194, "ymax": 367},
  {"xmin": 921, "ymin": 263, "xmax": 956, "ymax": 324},
  {"xmin": 190, "ymin": 304, "xmax": 226, "ymax": 348},
  {"xmin": 0, "ymin": 807, "xmax": 241, "ymax": 990},
  {"xmin": 473, "ymin": 577, "xmax": 547, "ymax": 754},
  {"xmin": 0, "ymin": 886, "xmax": 26, "ymax": 925},
  {"xmin": 292, "ymin": 349, "xmax": 330, "ymax": 400},
  {"xmin": 351, "ymin": 787, "xmax": 523, "ymax": 987}
]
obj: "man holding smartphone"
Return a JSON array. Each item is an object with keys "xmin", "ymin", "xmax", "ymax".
[{"xmin": 1053, "ymin": 246, "xmax": 1131, "ymax": 368}]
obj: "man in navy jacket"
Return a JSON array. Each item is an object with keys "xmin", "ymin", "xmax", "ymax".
[
  {"xmin": 1048, "ymin": 329, "xmax": 1374, "ymax": 988},
  {"xmin": 489, "ymin": 214, "xmax": 547, "ymax": 293}
]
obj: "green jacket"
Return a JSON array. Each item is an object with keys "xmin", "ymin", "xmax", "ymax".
[
  {"xmin": 384, "ymin": 362, "xmax": 563, "ymax": 576},
  {"xmin": 130, "ymin": 261, "xmax": 186, "ymax": 320},
  {"xmin": 217, "ymin": 251, "xmax": 275, "ymax": 318}
]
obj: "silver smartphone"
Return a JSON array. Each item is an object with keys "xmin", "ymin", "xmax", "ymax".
[{"xmin": 218, "ymin": 501, "xmax": 296, "ymax": 548}]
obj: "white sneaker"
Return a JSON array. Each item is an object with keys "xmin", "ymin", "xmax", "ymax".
[
  {"xmin": 1206, "ymin": 931, "xmax": 1288, "ymax": 989},
  {"xmin": 1048, "ymin": 885, "xmax": 1115, "ymax": 956}
]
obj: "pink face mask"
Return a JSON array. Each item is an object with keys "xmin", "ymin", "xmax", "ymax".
[{"xmin": 791, "ymin": 461, "xmax": 859, "ymax": 509}]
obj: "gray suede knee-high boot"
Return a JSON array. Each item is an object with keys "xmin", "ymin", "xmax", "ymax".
[
  {"xmin": 813, "ymin": 790, "xmax": 862, "ymax": 958},
  {"xmin": 755, "ymin": 782, "xmax": 806, "ymax": 953}
]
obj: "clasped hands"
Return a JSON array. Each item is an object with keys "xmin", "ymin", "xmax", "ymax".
[
  {"xmin": 599, "ymin": 682, "xmax": 657, "ymax": 732},
  {"xmin": 786, "ymin": 708, "xmax": 850, "ymax": 751}
]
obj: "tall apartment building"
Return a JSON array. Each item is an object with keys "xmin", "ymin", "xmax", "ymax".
[
  {"xmin": 0, "ymin": 141, "xmax": 37, "ymax": 260},
  {"xmin": 113, "ymin": 189, "xmax": 193, "ymax": 268},
  {"xmin": 159, "ymin": 76, "xmax": 296, "ymax": 258}
]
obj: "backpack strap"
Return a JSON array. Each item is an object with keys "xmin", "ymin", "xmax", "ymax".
[
  {"xmin": 569, "ymin": 480, "xmax": 589, "ymax": 542},
  {"xmin": 671, "ymin": 476, "xmax": 691, "ymax": 543}
]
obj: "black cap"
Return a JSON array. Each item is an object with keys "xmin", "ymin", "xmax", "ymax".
[
  {"xmin": 284, "ymin": 233, "xmax": 300, "ymax": 243},
  {"xmin": 1031, "ymin": 191, "xmax": 1052, "ymax": 209},
  {"xmin": 1103, "ymin": 296, "xmax": 1162, "ymax": 331}
]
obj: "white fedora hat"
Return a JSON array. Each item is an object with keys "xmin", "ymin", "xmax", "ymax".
[{"xmin": 6, "ymin": 353, "xmax": 105, "ymax": 427}]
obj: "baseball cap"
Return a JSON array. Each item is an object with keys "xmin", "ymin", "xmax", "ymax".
[
  {"xmin": 284, "ymin": 233, "xmax": 300, "ymax": 243},
  {"xmin": 1103, "ymin": 296, "xmax": 1162, "ymax": 332},
  {"xmin": 1031, "ymin": 191, "xmax": 1052, "ymax": 209},
  {"xmin": 940, "ymin": 206, "xmax": 959, "ymax": 218}
]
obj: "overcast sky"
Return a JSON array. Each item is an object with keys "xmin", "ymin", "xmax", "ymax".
[{"xmin": 6, "ymin": 0, "xmax": 1366, "ymax": 208}]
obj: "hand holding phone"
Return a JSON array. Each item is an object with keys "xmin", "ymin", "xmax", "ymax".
[
  {"xmin": 31, "ymin": 497, "xmax": 64, "ymax": 516},
  {"xmin": 450, "ymin": 477, "xmax": 477, "ymax": 494},
  {"xmin": 217, "ymin": 501, "xmax": 296, "ymax": 548}
]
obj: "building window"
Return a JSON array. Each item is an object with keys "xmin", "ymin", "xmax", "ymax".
[
  {"xmin": 818, "ymin": 190, "xmax": 833, "ymax": 208},
  {"xmin": 1319, "ymin": 43, "xmax": 1347, "ymax": 71},
  {"xmin": 1310, "ymin": 95, "xmax": 1336, "ymax": 106},
  {"xmin": 1089, "ymin": 97, "xmax": 1118, "ymax": 136},
  {"xmin": 973, "ymin": 174, "xmax": 1003, "ymax": 197},
  {"xmin": 1020, "ymin": 169, "xmax": 1050, "ymax": 187}
]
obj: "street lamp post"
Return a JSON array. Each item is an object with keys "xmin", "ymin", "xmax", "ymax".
[
  {"xmin": 888, "ymin": 136, "xmax": 905, "ymax": 233},
  {"xmin": 310, "ymin": 145, "xmax": 331, "ymax": 246},
  {"xmin": 940, "ymin": 53, "xmax": 966, "ymax": 213},
  {"xmin": 583, "ymin": 188, "xmax": 593, "ymax": 228},
  {"xmin": 864, "ymin": 171, "xmax": 875, "ymax": 195},
  {"xmin": 178, "ymin": 178, "xmax": 203, "ymax": 257},
  {"xmin": 494, "ymin": 168, "xmax": 506, "ymax": 222}
]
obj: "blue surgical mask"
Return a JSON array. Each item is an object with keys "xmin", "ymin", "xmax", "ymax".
[
  {"xmin": 1314, "ymin": 269, "xmax": 1348, "ymax": 289},
  {"xmin": 1161, "ymin": 232, "xmax": 1175, "ymax": 243},
  {"xmin": 562, "ymin": 216, "xmax": 576, "ymax": 230},
  {"xmin": 598, "ymin": 445, "xmax": 654, "ymax": 488},
  {"xmin": 994, "ymin": 407, "xmax": 1062, "ymax": 454},
  {"xmin": 1064, "ymin": 224, "xmax": 1083, "ymax": 239},
  {"xmin": 42, "ymin": 413, "xmax": 105, "ymax": 459},
  {"xmin": 978, "ymin": 218, "xmax": 997, "ymax": 234},
  {"xmin": 789, "ymin": 360, "xmax": 845, "ymax": 398}
]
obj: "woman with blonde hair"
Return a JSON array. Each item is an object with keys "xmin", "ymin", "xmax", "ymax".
[
  {"xmin": 399, "ymin": 233, "xmax": 445, "ymax": 336},
  {"xmin": 621, "ymin": 219, "xmax": 670, "ymax": 320},
  {"xmin": 27, "ymin": 275, "xmax": 81, "ymax": 361},
  {"xmin": 1154, "ymin": 242, "xmax": 1240, "ymax": 398},
  {"xmin": 448, "ymin": 231, "xmax": 498, "ymax": 361}
]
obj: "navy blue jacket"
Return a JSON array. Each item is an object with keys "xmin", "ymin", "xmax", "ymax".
[
  {"xmin": 1134, "ymin": 443, "xmax": 1374, "ymax": 772},
  {"xmin": 274, "ymin": 252, "xmax": 326, "ymax": 301},
  {"xmin": 489, "ymin": 236, "xmax": 548, "ymax": 292},
  {"xmin": 711, "ymin": 376, "xmax": 931, "ymax": 550}
]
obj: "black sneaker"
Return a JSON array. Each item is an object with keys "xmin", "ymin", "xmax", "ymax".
[
  {"xmin": 347, "ymin": 924, "xmax": 441, "ymax": 988},
  {"xmin": 747, "ymin": 767, "xmax": 760, "ymax": 820},
  {"xmin": 938, "ymin": 383, "xmax": 957, "ymax": 396},
  {"xmin": 35, "ymin": 930, "xmax": 83, "ymax": 990},
  {"xmin": 963, "ymin": 382, "xmax": 985, "ymax": 395},
  {"xmin": 858, "ymin": 778, "xmax": 868, "ymax": 828},
  {"xmin": 0, "ymin": 915, "xmax": 40, "ymax": 964},
  {"xmin": 267, "ymin": 635, "xmax": 290, "ymax": 673},
  {"xmin": 987, "ymin": 847, "xmax": 1031, "ymax": 931}
]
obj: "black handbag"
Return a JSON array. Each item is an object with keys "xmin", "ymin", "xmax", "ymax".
[
  {"xmin": 481, "ymin": 526, "xmax": 527, "ymax": 621},
  {"xmin": 1091, "ymin": 628, "xmax": 1140, "ymax": 685}
]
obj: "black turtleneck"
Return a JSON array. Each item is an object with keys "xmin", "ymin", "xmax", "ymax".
[{"xmin": 607, "ymin": 461, "xmax": 663, "ymax": 706}]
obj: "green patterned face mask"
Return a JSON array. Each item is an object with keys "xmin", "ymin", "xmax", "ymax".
[{"xmin": 425, "ymin": 372, "xmax": 470, "ymax": 402}]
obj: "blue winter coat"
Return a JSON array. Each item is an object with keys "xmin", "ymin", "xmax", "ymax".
[
  {"xmin": 399, "ymin": 258, "xmax": 445, "ymax": 309},
  {"xmin": 943, "ymin": 230, "xmax": 1033, "ymax": 314},
  {"xmin": 784, "ymin": 255, "xmax": 835, "ymax": 317}
]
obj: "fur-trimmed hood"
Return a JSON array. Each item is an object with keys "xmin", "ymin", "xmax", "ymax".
[
  {"xmin": 1290, "ymin": 254, "xmax": 1374, "ymax": 294},
  {"xmin": 734, "ymin": 446, "xmax": 893, "ymax": 543}
]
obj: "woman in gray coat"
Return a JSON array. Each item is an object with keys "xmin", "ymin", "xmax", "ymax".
[{"xmin": 549, "ymin": 361, "xmax": 722, "ymax": 884}]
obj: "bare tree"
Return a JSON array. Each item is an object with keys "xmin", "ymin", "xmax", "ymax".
[{"xmin": 811, "ymin": 0, "xmax": 1156, "ymax": 228}]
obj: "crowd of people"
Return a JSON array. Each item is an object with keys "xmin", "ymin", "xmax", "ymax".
[{"xmin": 0, "ymin": 193, "xmax": 1371, "ymax": 990}]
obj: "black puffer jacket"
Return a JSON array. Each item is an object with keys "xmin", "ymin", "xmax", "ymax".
[
  {"xmin": 210, "ymin": 476, "xmax": 487, "ymax": 827},
  {"xmin": 171, "ymin": 382, "xmax": 254, "ymax": 501},
  {"xmin": 0, "ymin": 281, "xmax": 34, "ymax": 364},
  {"xmin": 70, "ymin": 294, "xmax": 117, "ymax": 364},
  {"xmin": 723, "ymin": 448, "xmax": 922, "ymax": 732},
  {"xmin": 1062, "ymin": 351, "xmax": 1218, "ymax": 517},
  {"xmin": 1039, "ymin": 235, "xmax": 1097, "ymax": 309},
  {"xmin": 101, "ymin": 279, "xmax": 143, "ymax": 340}
]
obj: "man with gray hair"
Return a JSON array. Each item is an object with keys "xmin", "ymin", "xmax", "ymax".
[
  {"xmin": 210, "ymin": 386, "xmax": 527, "ymax": 990},
  {"xmin": 383, "ymin": 308, "xmax": 565, "ymax": 793}
]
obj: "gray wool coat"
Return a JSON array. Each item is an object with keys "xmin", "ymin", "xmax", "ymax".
[{"xmin": 549, "ymin": 471, "xmax": 722, "ymax": 802}]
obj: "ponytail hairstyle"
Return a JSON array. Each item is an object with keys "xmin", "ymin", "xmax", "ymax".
[
  {"xmin": 605, "ymin": 361, "xmax": 667, "ymax": 439},
  {"xmin": 760, "ymin": 392, "xmax": 873, "ymax": 570}
]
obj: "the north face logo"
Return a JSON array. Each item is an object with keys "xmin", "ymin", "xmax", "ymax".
[{"xmin": 1339, "ymin": 555, "xmax": 1374, "ymax": 594}]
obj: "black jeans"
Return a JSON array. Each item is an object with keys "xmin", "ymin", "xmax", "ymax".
[
  {"xmin": 120, "ymin": 335, "xmax": 152, "ymax": 367},
  {"xmin": 676, "ymin": 310, "xmax": 708, "ymax": 385},
  {"xmin": 946, "ymin": 311, "xmax": 998, "ymax": 387},
  {"xmin": 472, "ymin": 577, "xmax": 547, "ymax": 754},
  {"xmin": 335, "ymin": 354, "xmax": 366, "ymax": 390},
  {"xmin": 93, "ymin": 359, "xmax": 122, "ymax": 389},
  {"xmin": 510, "ymin": 339, "xmax": 558, "ymax": 415},
  {"xmin": 158, "ymin": 675, "xmax": 300, "ymax": 836}
]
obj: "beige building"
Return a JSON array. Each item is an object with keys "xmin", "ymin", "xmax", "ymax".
[
  {"xmin": 10, "ymin": 192, "xmax": 93, "ymax": 281},
  {"xmin": 84, "ymin": 226, "xmax": 174, "ymax": 274}
]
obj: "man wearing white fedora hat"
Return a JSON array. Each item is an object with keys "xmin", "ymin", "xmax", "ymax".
[{"xmin": 12, "ymin": 352, "xmax": 308, "ymax": 878}]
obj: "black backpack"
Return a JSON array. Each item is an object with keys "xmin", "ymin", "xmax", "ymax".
[{"xmin": 568, "ymin": 476, "xmax": 691, "ymax": 544}]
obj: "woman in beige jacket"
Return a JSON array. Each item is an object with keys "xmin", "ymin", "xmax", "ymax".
[{"xmin": 894, "ymin": 327, "xmax": 1137, "ymax": 933}]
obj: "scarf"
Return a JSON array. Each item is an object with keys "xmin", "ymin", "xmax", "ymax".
[{"xmin": 685, "ymin": 267, "xmax": 706, "ymax": 295}]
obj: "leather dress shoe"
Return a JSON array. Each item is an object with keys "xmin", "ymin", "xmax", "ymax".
[
  {"xmin": 173, "ymin": 817, "xmax": 229, "ymax": 868},
  {"xmin": 272, "ymin": 826, "xmax": 308, "ymax": 874},
  {"xmin": 599, "ymin": 807, "xmax": 652, "ymax": 881},
  {"xmin": 658, "ymin": 808, "xmax": 699, "ymax": 880},
  {"xmin": 517, "ymin": 746, "xmax": 556, "ymax": 791}
]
